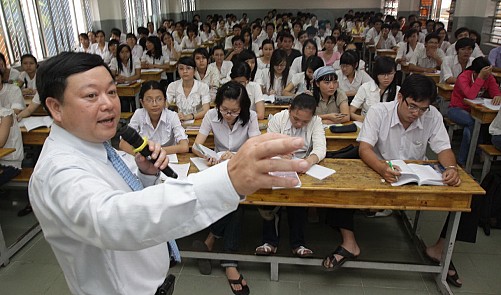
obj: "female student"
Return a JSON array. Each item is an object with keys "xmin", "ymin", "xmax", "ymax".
[
  {"xmin": 335, "ymin": 50, "xmax": 372, "ymax": 99},
  {"xmin": 294, "ymin": 30, "xmax": 308, "ymax": 53},
  {"xmin": 283, "ymin": 55, "xmax": 324, "ymax": 96},
  {"xmin": 110, "ymin": 44, "xmax": 141, "ymax": 112},
  {"xmin": 395, "ymin": 29, "xmax": 423, "ymax": 72},
  {"xmin": 192, "ymin": 81, "xmax": 260, "ymax": 295},
  {"xmin": 161, "ymin": 32, "xmax": 180, "ymax": 61},
  {"xmin": 180, "ymin": 24, "xmax": 200, "ymax": 50},
  {"xmin": 334, "ymin": 33, "xmax": 349, "ymax": 56},
  {"xmin": 233, "ymin": 50, "xmax": 260, "ymax": 82},
  {"xmin": 318, "ymin": 36, "xmax": 341, "ymax": 66},
  {"xmin": 199, "ymin": 22, "xmax": 215, "ymax": 43},
  {"xmin": 241, "ymin": 28, "xmax": 260, "ymax": 56},
  {"xmin": 76, "ymin": 33, "xmax": 91, "ymax": 53},
  {"xmin": 141, "ymin": 36, "xmax": 171, "ymax": 86},
  {"xmin": 257, "ymin": 39, "xmax": 274, "ymax": 70},
  {"xmin": 0, "ymin": 53, "xmax": 20, "ymax": 83},
  {"xmin": 312, "ymin": 66, "xmax": 350, "ymax": 124},
  {"xmin": 90, "ymin": 30, "xmax": 108, "ymax": 60},
  {"xmin": 17, "ymin": 54, "xmax": 38, "ymax": 96},
  {"xmin": 167, "ymin": 56, "xmax": 211, "ymax": 122},
  {"xmin": 332, "ymin": 43, "xmax": 366, "ymax": 71},
  {"xmin": 193, "ymin": 48, "xmax": 219, "ymax": 89},
  {"xmin": 0, "ymin": 70, "xmax": 25, "ymax": 115},
  {"xmin": 230, "ymin": 62, "xmax": 265, "ymax": 119},
  {"xmin": 255, "ymin": 93, "xmax": 325, "ymax": 258},
  {"xmin": 436, "ymin": 27, "xmax": 451, "ymax": 54},
  {"xmin": 258, "ymin": 49, "xmax": 292, "ymax": 96},
  {"xmin": 119, "ymin": 81, "xmax": 189, "ymax": 155},
  {"xmin": 0, "ymin": 106, "xmax": 23, "ymax": 186},
  {"xmin": 350, "ymin": 56, "xmax": 399, "ymax": 122},
  {"xmin": 207, "ymin": 46, "xmax": 233, "ymax": 85},
  {"xmin": 290, "ymin": 39, "xmax": 319, "ymax": 76},
  {"xmin": 448, "ymin": 57, "xmax": 501, "ymax": 166}
]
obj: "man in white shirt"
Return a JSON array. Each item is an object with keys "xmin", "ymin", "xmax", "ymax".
[
  {"xmin": 441, "ymin": 38, "xmax": 475, "ymax": 84},
  {"xmin": 30, "ymin": 52, "xmax": 309, "ymax": 295},
  {"xmin": 374, "ymin": 24, "xmax": 397, "ymax": 50},
  {"xmin": 446, "ymin": 27, "xmax": 484, "ymax": 58},
  {"xmin": 408, "ymin": 33, "xmax": 446, "ymax": 73},
  {"xmin": 365, "ymin": 19, "xmax": 382, "ymax": 45}
]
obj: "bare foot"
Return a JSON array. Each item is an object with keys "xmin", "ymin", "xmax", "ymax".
[{"xmin": 204, "ymin": 232, "xmax": 216, "ymax": 251}]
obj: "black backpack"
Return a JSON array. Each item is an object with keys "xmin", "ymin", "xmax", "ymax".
[{"xmin": 478, "ymin": 171, "xmax": 501, "ymax": 236}]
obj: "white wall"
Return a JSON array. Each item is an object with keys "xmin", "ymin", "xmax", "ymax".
[
  {"xmin": 197, "ymin": 0, "xmax": 381, "ymax": 10},
  {"xmin": 454, "ymin": 0, "xmax": 492, "ymax": 17}
]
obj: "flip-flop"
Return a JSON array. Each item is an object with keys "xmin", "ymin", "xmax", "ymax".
[
  {"xmin": 446, "ymin": 261, "xmax": 462, "ymax": 288},
  {"xmin": 228, "ymin": 274, "xmax": 250, "ymax": 295},
  {"xmin": 322, "ymin": 245, "xmax": 357, "ymax": 271},
  {"xmin": 292, "ymin": 245, "xmax": 313, "ymax": 258},
  {"xmin": 255, "ymin": 243, "xmax": 277, "ymax": 256},
  {"xmin": 192, "ymin": 240, "xmax": 212, "ymax": 275}
]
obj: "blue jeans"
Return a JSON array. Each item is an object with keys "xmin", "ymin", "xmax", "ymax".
[
  {"xmin": 209, "ymin": 206, "xmax": 244, "ymax": 268},
  {"xmin": 493, "ymin": 135, "xmax": 501, "ymax": 151},
  {"xmin": 262, "ymin": 206, "xmax": 307, "ymax": 249},
  {"xmin": 448, "ymin": 107, "xmax": 475, "ymax": 165}
]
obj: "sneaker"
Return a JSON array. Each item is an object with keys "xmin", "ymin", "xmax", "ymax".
[{"xmin": 366, "ymin": 209, "xmax": 393, "ymax": 218}]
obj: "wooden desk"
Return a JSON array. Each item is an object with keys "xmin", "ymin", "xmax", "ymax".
[
  {"xmin": 120, "ymin": 112, "xmax": 134, "ymax": 120},
  {"xmin": 423, "ymin": 72, "xmax": 440, "ymax": 84},
  {"xmin": 376, "ymin": 49, "xmax": 397, "ymax": 59},
  {"xmin": 0, "ymin": 148, "xmax": 15, "ymax": 158},
  {"xmin": 463, "ymin": 99, "xmax": 499, "ymax": 172},
  {"xmin": 325, "ymin": 124, "xmax": 359, "ymax": 151},
  {"xmin": 140, "ymin": 69, "xmax": 163, "ymax": 82},
  {"xmin": 352, "ymin": 35, "xmax": 363, "ymax": 43},
  {"xmin": 116, "ymin": 82, "xmax": 141, "ymax": 97},
  {"xmin": 265, "ymin": 103, "xmax": 289, "ymax": 117},
  {"xmin": 436, "ymin": 83, "xmax": 454, "ymax": 101},
  {"xmin": 21, "ymin": 127, "xmax": 50, "ymax": 146},
  {"xmin": 177, "ymin": 154, "xmax": 484, "ymax": 294}
]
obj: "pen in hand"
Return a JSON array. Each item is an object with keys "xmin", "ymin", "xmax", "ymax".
[{"xmin": 387, "ymin": 161, "xmax": 399, "ymax": 182}]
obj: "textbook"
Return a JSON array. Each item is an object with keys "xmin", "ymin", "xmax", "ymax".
[
  {"xmin": 19, "ymin": 116, "xmax": 53, "ymax": 132},
  {"xmin": 390, "ymin": 160, "xmax": 444, "ymax": 186}
]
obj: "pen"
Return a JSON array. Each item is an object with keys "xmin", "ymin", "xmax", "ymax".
[{"xmin": 387, "ymin": 161, "xmax": 398, "ymax": 181}]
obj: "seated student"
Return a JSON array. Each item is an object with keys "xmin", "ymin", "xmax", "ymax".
[
  {"xmin": 126, "ymin": 33, "xmax": 144, "ymax": 60},
  {"xmin": 354, "ymin": 74, "xmax": 467, "ymax": 288},
  {"xmin": 333, "ymin": 43, "xmax": 366, "ymax": 71},
  {"xmin": 0, "ymin": 106, "xmax": 23, "ymax": 186},
  {"xmin": 180, "ymin": 24, "xmax": 201, "ymax": 50},
  {"xmin": 17, "ymin": 54, "xmax": 38, "ymax": 97},
  {"xmin": 230, "ymin": 62, "xmax": 265, "ymax": 119},
  {"xmin": 241, "ymin": 28, "xmax": 260, "ymax": 57},
  {"xmin": 293, "ymin": 30, "xmax": 308, "ymax": 53},
  {"xmin": 167, "ymin": 56, "xmax": 210, "ymax": 122},
  {"xmin": 75, "ymin": 33, "xmax": 91, "ymax": 53},
  {"xmin": 110, "ymin": 44, "xmax": 141, "ymax": 112},
  {"xmin": 395, "ymin": 29, "xmax": 423, "ymax": 71},
  {"xmin": 257, "ymin": 49, "xmax": 292, "ymax": 96},
  {"xmin": 364, "ymin": 19, "xmax": 382, "ymax": 45},
  {"xmin": 334, "ymin": 33, "xmax": 349, "ymax": 56},
  {"xmin": 224, "ymin": 24, "xmax": 242, "ymax": 50},
  {"xmin": 172, "ymin": 21, "xmax": 185, "ymax": 45},
  {"xmin": 279, "ymin": 33, "xmax": 302, "ymax": 67},
  {"xmin": 232, "ymin": 50, "xmax": 261, "ymax": 83},
  {"xmin": 208, "ymin": 46, "xmax": 233, "ymax": 85},
  {"xmin": 375, "ymin": 23, "xmax": 397, "ymax": 50},
  {"xmin": 255, "ymin": 93, "xmax": 326, "ymax": 257},
  {"xmin": 141, "ymin": 36, "xmax": 171, "ymax": 86},
  {"xmin": 350, "ymin": 57, "xmax": 399, "ymax": 122},
  {"xmin": 447, "ymin": 57, "xmax": 501, "ymax": 166},
  {"xmin": 290, "ymin": 39, "xmax": 320, "ymax": 76},
  {"xmin": 335, "ymin": 50, "xmax": 372, "ymax": 99},
  {"xmin": 0, "ymin": 70, "xmax": 25, "ymax": 115},
  {"xmin": 318, "ymin": 36, "xmax": 341, "ymax": 66},
  {"xmin": 161, "ymin": 32, "xmax": 180, "ymax": 61},
  {"xmin": 390, "ymin": 22, "xmax": 404, "ymax": 44},
  {"xmin": 441, "ymin": 38, "xmax": 475, "ymax": 84},
  {"xmin": 192, "ymin": 81, "xmax": 260, "ymax": 295},
  {"xmin": 490, "ymin": 108, "xmax": 501, "ymax": 151},
  {"xmin": 225, "ymin": 35, "xmax": 245, "ymax": 62},
  {"xmin": 0, "ymin": 53, "xmax": 20, "ymax": 83},
  {"xmin": 409, "ymin": 21, "xmax": 426, "ymax": 43},
  {"xmin": 193, "ymin": 47, "xmax": 219, "ymax": 89},
  {"xmin": 446, "ymin": 27, "xmax": 484, "ymax": 58},
  {"xmin": 257, "ymin": 39, "xmax": 274, "ymax": 70},
  {"xmin": 103, "ymin": 39, "xmax": 119, "ymax": 65},
  {"xmin": 408, "ymin": 33, "xmax": 445, "ymax": 73},
  {"xmin": 283, "ymin": 55, "xmax": 324, "ymax": 96},
  {"xmin": 199, "ymin": 22, "xmax": 215, "ymax": 43},
  {"xmin": 311, "ymin": 66, "xmax": 349, "ymax": 124},
  {"xmin": 90, "ymin": 30, "xmax": 109, "ymax": 60},
  {"xmin": 436, "ymin": 27, "xmax": 451, "ymax": 54},
  {"xmin": 119, "ymin": 81, "xmax": 189, "ymax": 155}
]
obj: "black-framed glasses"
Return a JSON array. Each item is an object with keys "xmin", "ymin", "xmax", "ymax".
[
  {"xmin": 403, "ymin": 99, "xmax": 430, "ymax": 114},
  {"xmin": 219, "ymin": 108, "xmax": 240, "ymax": 117}
]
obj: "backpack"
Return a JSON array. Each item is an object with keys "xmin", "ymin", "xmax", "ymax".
[{"xmin": 478, "ymin": 171, "xmax": 501, "ymax": 236}]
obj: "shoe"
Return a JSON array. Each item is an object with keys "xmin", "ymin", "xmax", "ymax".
[
  {"xmin": 192, "ymin": 240, "xmax": 212, "ymax": 275},
  {"xmin": 446, "ymin": 261, "xmax": 462, "ymax": 288},
  {"xmin": 366, "ymin": 209, "xmax": 393, "ymax": 218},
  {"xmin": 255, "ymin": 243, "xmax": 277, "ymax": 256},
  {"xmin": 322, "ymin": 245, "xmax": 358, "ymax": 271},
  {"xmin": 17, "ymin": 205, "xmax": 33, "ymax": 217},
  {"xmin": 292, "ymin": 246, "xmax": 313, "ymax": 258},
  {"xmin": 227, "ymin": 274, "xmax": 250, "ymax": 295}
]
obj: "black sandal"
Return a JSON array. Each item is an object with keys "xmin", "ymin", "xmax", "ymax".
[
  {"xmin": 192, "ymin": 240, "xmax": 212, "ymax": 275},
  {"xmin": 322, "ymin": 245, "xmax": 357, "ymax": 271},
  {"xmin": 447, "ymin": 261, "xmax": 462, "ymax": 288},
  {"xmin": 228, "ymin": 274, "xmax": 250, "ymax": 295}
]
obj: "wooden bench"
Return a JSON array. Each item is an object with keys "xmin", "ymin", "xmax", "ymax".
[
  {"xmin": 4, "ymin": 167, "xmax": 34, "ymax": 188},
  {"xmin": 479, "ymin": 144, "xmax": 501, "ymax": 182},
  {"xmin": 444, "ymin": 117, "xmax": 462, "ymax": 142}
]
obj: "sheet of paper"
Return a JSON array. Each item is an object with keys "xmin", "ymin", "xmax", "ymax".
[
  {"xmin": 183, "ymin": 119, "xmax": 195, "ymax": 125},
  {"xmin": 353, "ymin": 121, "xmax": 363, "ymax": 129},
  {"xmin": 166, "ymin": 163, "xmax": 190, "ymax": 179},
  {"xmin": 263, "ymin": 94, "xmax": 275, "ymax": 103},
  {"xmin": 483, "ymin": 99, "xmax": 501, "ymax": 110},
  {"xmin": 190, "ymin": 157, "xmax": 209, "ymax": 171},
  {"xmin": 19, "ymin": 116, "xmax": 53, "ymax": 131},
  {"xmin": 270, "ymin": 171, "xmax": 302, "ymax": 189},
  {"xmin": 467, "ymin": 98, "xmax": 484, "ymax": 104},
  {"xmin": 141, "ymin": 69, "xmax": 162, "ymax": 73},
  {"xmin": 306, "ymin": 164, "xmax": 336, "ymax": 180},
  {"xmin": 193, "ymin": 143, "xmax": 219, "ymax": 160},
  {"xmin": 167, "ymin": 154, "xmax": 178, "ymax": 164}
]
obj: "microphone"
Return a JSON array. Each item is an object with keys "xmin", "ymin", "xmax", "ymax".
[{"xmin": 118, "ymin": 125, "xmax": 178, "ymax": 179}]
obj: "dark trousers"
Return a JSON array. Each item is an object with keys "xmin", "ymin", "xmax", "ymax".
[
  {"xmin": 262, "ymin": 206, "xmax": 307, "ymax": 249},
  {"xmin": 325, "ymin": 208, "xmax": 355, "ymax": 231},
  {"xmin": 209, "ymin": 206, "xmax": 244, "ymax": 267},
  {"xmin": 492, "ymin": 135, "xmax": 501, "ymax": 151},
  {"xmin": 120, "ymin": 96, "xmax": 136, "ymax": 112},
  {"xmin": 440, "ymin": 194, "xmax": 482, "ymax": 243}
]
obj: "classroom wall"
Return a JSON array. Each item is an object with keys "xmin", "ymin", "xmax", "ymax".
[{"xmin": 452, "ymin": 0, "xmax": 495, "ymax": 53}]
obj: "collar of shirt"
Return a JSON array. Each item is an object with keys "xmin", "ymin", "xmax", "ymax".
[
  {"xmin": 389, "ymin": 101, "xmax": 424, "ymax": 131},
  {"xmin": 174, "ymin": 79, "xmax": 200, "ymax": 97},
  {"xmin": 143, "ymin": 108, "xmax": 168, "ymax": 129}
]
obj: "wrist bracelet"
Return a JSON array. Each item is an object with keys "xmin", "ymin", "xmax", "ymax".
[{"xmin": 445, "ymin": 165, "xmax": 457, "ymax": 170}]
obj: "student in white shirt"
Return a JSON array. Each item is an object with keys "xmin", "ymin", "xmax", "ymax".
[
  {"xmin": 336, "ymin": 50, "xmax": 373, "ymax": 99},
  {"xmin": 283, "ymin": 55, "xmax": 324, "ymax": 96},
  {"xmin": 350, "ymin": 57, "xmax": 399, "ymax": 122},
  {"xmin": 161, "ymin": 32, "xmax": 180, "ymax": 61},
  {"xmin": 232, "ymin": 50, "xmax": 261, "ymax": 83},
  {"xmin": 410, "ymin": 21, "xmax": 426, "ymax": 43},
  {"xmin": 258, "ymin": 49, "xmax": 292, "ymax": 95},
  {"xmin": 230, "ymin": 62, "xmax": 265, "ymax": 119},
  {"xmin": 441, "ymin": 38, "xmax": 475, "ymax": 84},
  {"xmin": 180, "ymin": 24, "xmax": 201, "ymax": 50},
  {"xmin": 0, "ymin": 107, "xmax": 23, "ymax": 185},
  {"xmin": 255, "ymin": 93, "xmax": 326, "ymax": 259},
  {"xmin": 0, "ymin": 53, "xmax": 20, "ymax": 83},
  {"xmin": 126, "ymin": 33, "xmax": 144, "ymax": 61},
  {"xmin": 390, "ymin": 23, "xmax": 404, "ymax": 44},
  {"xmin": 110, "ymin": 44, "xmax": 141, "ymax": 112},
  {"xmin": 75, "ymin": 33, "xmax": 91, "ymax": 53},
  {"xmin": 374, "ymin": 23, "xmax": 397, "ymax": 50},
  {"xmin": 436, "ymin": 28, "xmax": 451, "ymax": 54},
  {"xmin": 120, "ymin": 81, "xmax": 189, "ymax": 155},
  {"xmin": 87, "ymin": 30, "xmax": 96, "ymax": 45},
  {"xmin": 193, "ymin": 47, "xmax": 219, "ymax": 91},
  {"xmin": 312, "ymin": 66, "xmax": 350, "ymax": 124},
  {"xmin": 172, "ymin": 22, "xmax": 185, "ymax": 45},
  {"xmin": 208, "ymin": 46, "xmax": 233, "ymax": 85},
  {"xmin": 446, "ymin": 27, "xmax": 484, "ymax": 58},
  {"xmin": 90, "ymin": 30, "xmax": 109, "ymax": 60},
  {"xmin": 17, "ymin": 54, "xmax": 38, "ymax": 97},
  {"xmin": 257, "ymin": 39, "xmax": 274, "ymax": 70},
  {"xmin": 365, "ymin": 19, "xmax": 382, "ymax": 45},
  {"xmin": 395, "ymin": 29, "xmax": 423, "ymax": 71},
  {"xmin": 332, "ymin": 43, "xmax": 366, "ymax": 71},
  {"xmin": 290, "ymin": 39, "xmax": 319, "ymax": 76},
  {"xmin": 167, "ymin": 56, "xmax": 210, "ymax": 122},
  {"xmin": 141, "ymin": 36, "xmax": 170, "ymax": 84},
  {"xmin": 293, "ymin": 30, "xmax": 308, "ymax": 53},
  {"xmin": 408, "ymin": 33, "xmax": 445, "ymax": 73},
  {"xmin": 242, "ymin": 28, "xmax": 260, "ymax": 57},
  {"xmin": 0, "ymin": 73, "xmax": 24, "ymax": 116},
  {"xmin": 192, "ymin": 81, "xmax": 261, "ymax": 295},
  {"xmin": 199, "ymin": 22, "xmax": 215, "ymax": 43}
]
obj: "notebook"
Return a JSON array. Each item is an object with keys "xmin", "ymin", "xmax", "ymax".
[
  {"xmin": 19, "ymin": 116, "xmax": 53, "ymax": 132},
  {"xmin": 390, "ymin": 160, "xmax": 444, "ymax": 186}
]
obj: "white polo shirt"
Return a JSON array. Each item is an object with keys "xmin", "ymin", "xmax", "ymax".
[
  {"xmin": 109, "ymin": 57, "xmax": 141, "ymax": 78},
  {"xmin": 409, "ymin": 47, "xmax": 446, "ymax": 69},
  {"xmin": 351, "ymin": 80, "xmax": 400, "ymax": 116},
  {"xmin": 440, "ymin": 55, "xmax": 474, "ymax": 83},
  {"xmin": 258, "ymin": 68, "xmax": 292, "ymax": 95},
  {"xmin": 336, "ymin": 69, "xmax": 372, "ymax": 95},
  {"xmin": 0, "ymin": 83, "xmax": 25, "ymax": 111},
  {"xmin": 246, "ymin": 81, "xmax": 265, "ymax": 111},
  {"xmin": 167, "ymin": 80, "xmax": 211, "ymax": 115},
  {"xmin": 207, "ymin": 61, "xmax": 233, "ymax": 84}
]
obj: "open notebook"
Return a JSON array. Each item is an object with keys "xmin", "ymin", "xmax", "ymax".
[{"xmin": 390, "ymin": 160, "xmax": 444, "ymax": 186}]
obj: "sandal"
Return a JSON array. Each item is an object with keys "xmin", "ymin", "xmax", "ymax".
[
  {"xmin": 192, "ymin": 240, "xmax": 212, "ymax": 275},
  {"xmin": 255, "ymin": 243, "xmax": 277, "ymax": 256},
  {"xmin": 322, "ymin": 245, "xmax": 357, "ymax": 271},
  {"xmin": 292, "ymin": 246, "xmax": 313, "ymax": 258},
  {"xmin": 228, "ymin": 274, "xmax": 250, "ymax": 295},
  {"xmin": 446, "ymin": 261, "xmax": 462, "ymax": 288}
]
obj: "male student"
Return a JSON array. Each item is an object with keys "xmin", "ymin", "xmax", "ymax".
[
  {"xmin": 323, "ymin": 74, "xmax": 469, "ymax": 288},
  {"xmin": 29, "ymin": 52, "xmax": 308, "ymax": 295}
]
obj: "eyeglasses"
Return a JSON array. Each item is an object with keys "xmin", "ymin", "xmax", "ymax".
[
  {"xmin": 219, "ymin": 108, "xmax": 240, "ymax": 117},
  {"xmin": 142, "ymin": 97, "xmax": 165, "ymax": 104},
  {"xmin": 404, "ymin": 99, "xmax": 430, "ymax": 114},
  {"xmin": 178, "ymin": 65, "xmax": 194, "ymax": 72}
]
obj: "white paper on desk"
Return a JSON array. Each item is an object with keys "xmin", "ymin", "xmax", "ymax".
[
  {"xmin": 167, "ymin": 154, "xmax": 178, "ymax": 163},
  {"xmin": 141, "ymin": 69, "xmax": 162, "ymax": 73},
  {"xmin": 190, "ymin": 157, "xmax": 209, "ymax": 171},
  {"xmin": 183, "ymin": 119, "xmax": 195, "ymax": 125},
  {"xmin": 467, "ymin": 98, "xmax": 484, "ymax": 104},
  {"xmin": 163, "ymin": 163, "xmax": 190, "ymax": 179},
  {"xmin": 353, "ymin": 121, "xmax": 363, "ymax": 129},
  {"xmin": 482, "ymin": 99, "xmax": 501, "ymax": 110},
  {"xmin": 193, "ymin": 143, "xmax": 220, "ymax": 160},
  {"xmin": 306, "ymin": 164, "xmax": 336, "ymax": 180},
  {"xmin": 19, "ymin": 116, "xmax": 53, "ymax": 131},
  {"xmin": 263, "ymin": 94, "xmax": 275, "ymax": 103},
  {"xmin": 270, "ymin": 171, "xmax": 302, "ymax": 189}
]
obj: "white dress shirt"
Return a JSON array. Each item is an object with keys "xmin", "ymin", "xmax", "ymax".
[
  {"xmin": 409, "ymin": 47, "xmax": 445, "ymax": 69},
  {"xmin": 374, "ymin": 34, "xmax": 396, "ymax": 49},
  {"xmin": 290, "ymin": 72, "xmax": 310, "ymax": 94},
  {"xmin": 166, "ymin": 79, "xmax": 211, "ymax": 115},
  {"xmin": 194, "ymin": 66, "xmax": 220, "ymax": 88},
  {"xmin": 267, "ymin": 109, "xmax": 326, "ymax": 160},
  {"xmin": 395, "ymin": 42, "xmax": 424, "ymax": 71},
  {"xmin": 199, "ymin": 108, "xmax": 260, "ymax": 152},
  {"xmin": 0, "ymin": 108, "xmax": 23, "ymax": 168},
  {"xmin": 446, "ymin": 42, "xmax": 484, "ymax": 58},
  {"xmin": 440, "ymin": 55, "xmax": 474, "ymax": 83},
  {"xmin": 257, "ymin": 58, "xmax": 270, "ymax": 70},
  {"xmin": 18, "ymin": 72, "xmax": 36, "ymax": 89},
  {"xmin": 131, "ymin": 44, "xmax": 144, "ymax": 60},
  {"xmin": 141, "ymin": 52, "xmax": 170, "ymax": 80},
  {"xmin": 336, "ymin": 69, "xmax": 372, "ymax": 96},
  {"xmin": 246, "ymin": 81, "xmax": 265, "ymax": 111},
  {"xmin": 289, "ymin": 56, "xmax": 303, "ymax": 76},
  {"xmin": 109, "ymin": 57, "xmax": 141, "ymax": 78},
  {"xmin": 208, "ymin": 61, "xmax": 233, "ymax": 84},
  {"xmin": 357, "ymin": 100, "xmax": 450, "ymax": 160},
  {"xmin": 258, "ymin": 68, "xmax": 292, "ymax": 95},
  {"xmin": 29, "ymin": 124, "xmax": 241, "ymax": 295},
  {"xmin": 0, "ymin": 83, "xmax": 25, "ymax": 111},
  {"xmin": 128, "ymin": 108, "xmax": 188, "ymax": 147},
  {"xmin": 90, "ymin": 42, "xmax": 109, "ymax": 60},
  {"xmin": 351, "ymin": 80, "xmax": 400, "ymax": 116},
  {"xmin": 180, "ymin": 36, "xmax": 201, "ymax": 49}
]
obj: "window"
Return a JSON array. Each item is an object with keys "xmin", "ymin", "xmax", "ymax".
[
  {"xmin": 123, "ymin": 0, "xmax": 161, "ymax": 35},
  {"xmin": 180, "ymin": 0, "xmax": 195, "ymax": 13},
  {"xmin": 382, "ymin": 0, "xmax": 399, "ymax": 17},
  {"xmin": 491, "ymin": 1, "xmax": 501, "ymax": 44}
]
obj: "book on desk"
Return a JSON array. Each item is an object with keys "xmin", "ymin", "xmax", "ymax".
[
  {"xmin": 19, "ymin": 116, "xmax": 53, "ymax": 132},
  {"xmin": 390, "ymin": 160, "xmax": 444, "ymax": 186}
]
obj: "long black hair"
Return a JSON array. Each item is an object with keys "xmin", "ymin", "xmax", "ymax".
[
  {"xmin": 372, "ymin": 56, "xmax": 397, "ymax": 102},
  {"xmin": 304, "ymin": 56, "xmax": 324, "ymax": 91},
  {"xmin": 139, "ymin": 80, "xmax": 166, "ymax": 100},
  {"xmin": 146, "ymin": 36, "xmax": 163, "ymax": 59},
  {"xmin": 215, "ymin": 81, "xmax": 251, "ymax": 126},
  {"xmin": 269, "ymin": 49, "xmax": 290, "ymax": 92},
  {"xmin": 116, "ymin": 44, "xmax": 133, "ymax": 75},
  {"xmin": 234, "ymin": 50, "xmax": 257, "ymax": 81},
  {"xmin": 301, "ymin": 39, "xmax": 318, "ymax": 72}
]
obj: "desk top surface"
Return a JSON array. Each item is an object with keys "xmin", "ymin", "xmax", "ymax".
[
  {"xmin": 463, "ymin": 99, "xmax": 499, "ymax": 113},
  {"xmin": 436, "ymin": 83, "xmax": 454, "ymax": 91},
  {"xmin": 0, "ymin": 148, "xmax": 15, "ymax": 158}
]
